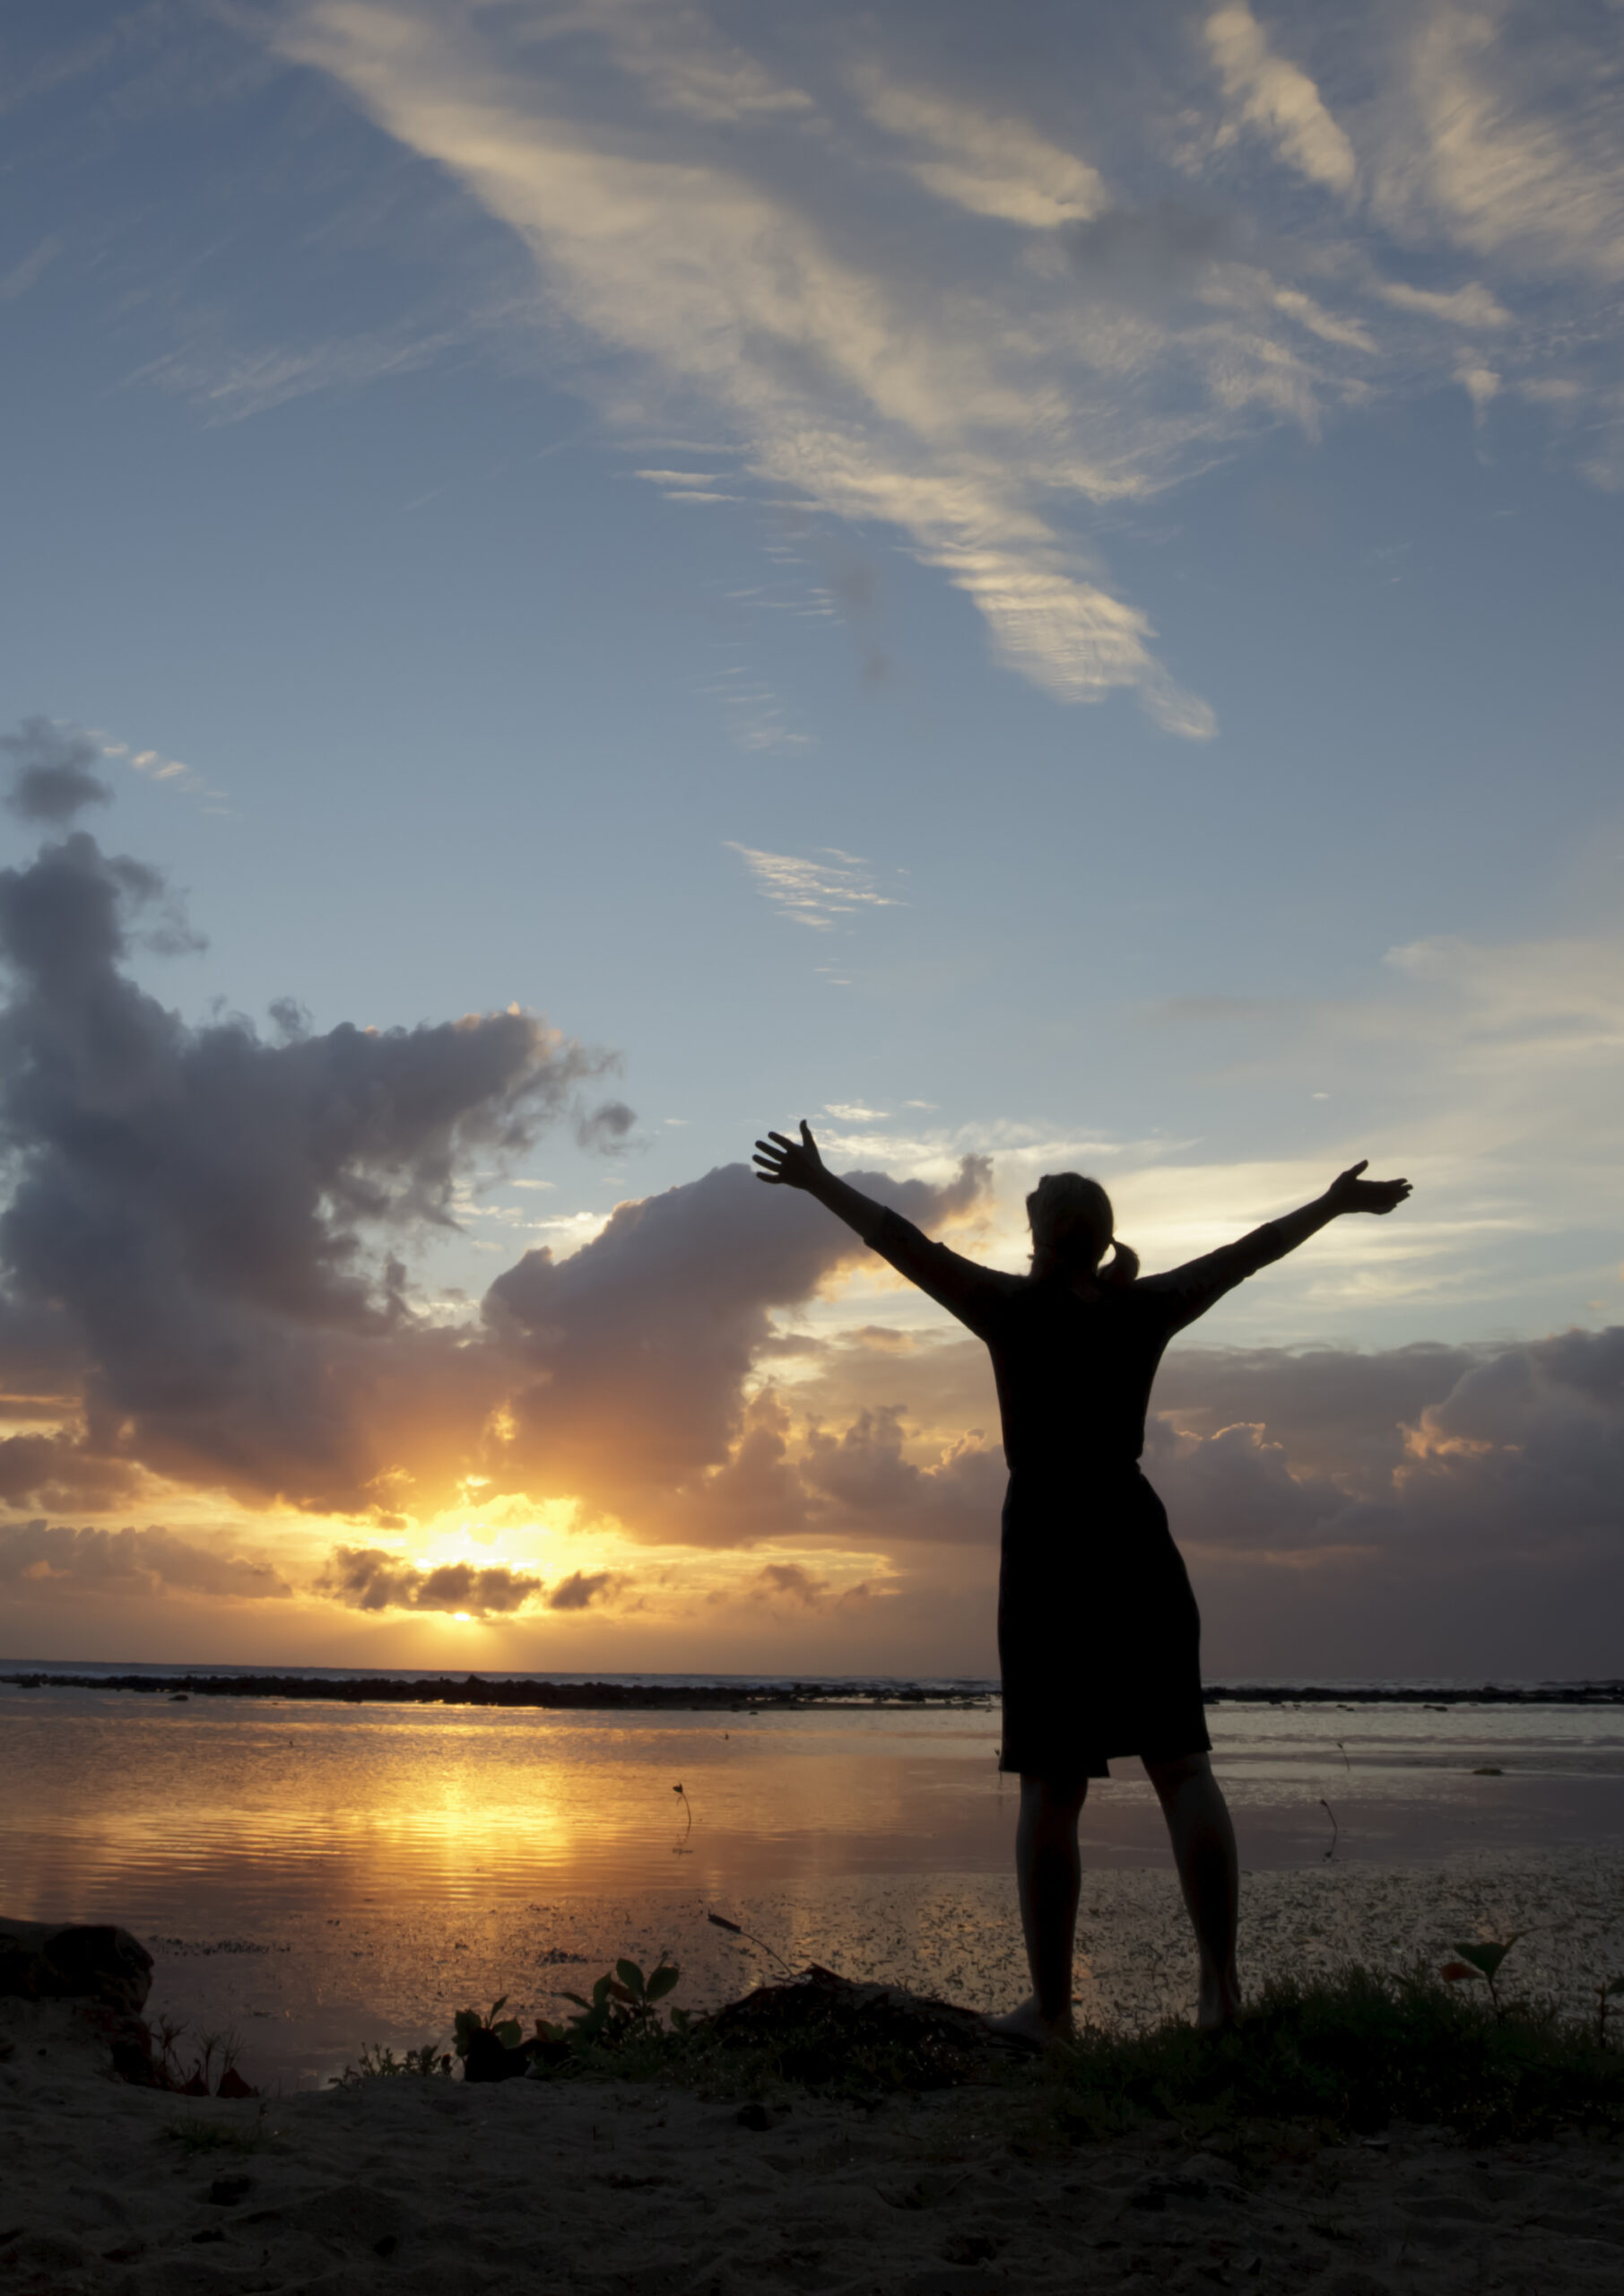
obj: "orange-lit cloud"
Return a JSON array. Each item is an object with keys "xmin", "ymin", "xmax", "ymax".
[
  {"xmin": 0, "ymin": 1519, "xmax": 291, "ymax": 1604},
  {"xmin": 1, "ymin": 772, "xmax": 1620, "ymax": 1680},
  {"xmin": 315, "ymin": 1547, "xmax": 544, "ymax": 1617}
]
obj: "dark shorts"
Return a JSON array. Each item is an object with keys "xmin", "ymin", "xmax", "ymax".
[{"xmin": 995, "ymin": 1465, "xmax": 1211, "ymax": 1782}]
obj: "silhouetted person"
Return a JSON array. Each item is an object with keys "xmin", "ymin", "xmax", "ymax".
[{"xmin": 754, "ymin": 1124, "xmax": 1411, "ymax": 2040}]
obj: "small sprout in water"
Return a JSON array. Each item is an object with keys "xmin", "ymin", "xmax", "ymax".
[
  {"xmin": 1441, "ymin": 1934, "xmax": 1524, "ymax": 2017},
  {"xmin": 1320, "ymin": 1798, "xmax": 1339, "ymax": 1859},
  {"xmin": 673, "ymin": 1781, "xmax": 694, "ymax": 1852},
  {"xmin": 705, "ymin": 1908, "xmax": 796, "ymax": 1977}
]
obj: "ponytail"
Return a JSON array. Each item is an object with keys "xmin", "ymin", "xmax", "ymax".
[{"xmin": 1099, "ymin": 1238, "xmax": 1140, "ymax": 1287}]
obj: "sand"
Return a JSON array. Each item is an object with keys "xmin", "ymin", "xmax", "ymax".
[
  {"xmin": 5, "ymin": 1847, "xmax": 1624, "ymax": 2293},
  {"xmin": 4, "ymin": 1994, "xmax": 1624, "ymax": 2296}
]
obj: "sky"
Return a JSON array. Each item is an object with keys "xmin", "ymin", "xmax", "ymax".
[{"xmin": 1, "ymin": 0, "xmax": 1620, "ymax": 1679}]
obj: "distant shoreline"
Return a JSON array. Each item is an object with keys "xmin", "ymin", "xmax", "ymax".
[{"xmin": 4, "ymin": 1669, "xmax": 1622, "ymax": 1709}]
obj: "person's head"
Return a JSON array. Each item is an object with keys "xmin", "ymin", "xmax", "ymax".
[{"xmin": 1025, "ymin": 1172, "xmax": 1140, "ymax": 1287}]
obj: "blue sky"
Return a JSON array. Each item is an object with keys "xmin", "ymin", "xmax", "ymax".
[{"xmin": 1, "ymin": 1, "xmax": 1620, "ymax": 1672}]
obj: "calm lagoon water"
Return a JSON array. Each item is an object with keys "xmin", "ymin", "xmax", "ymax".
[{"xmin": 5, "ymin": 1674, "xmax": 1623, "ymax": 2087}]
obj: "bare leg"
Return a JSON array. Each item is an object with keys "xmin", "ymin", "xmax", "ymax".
[
  {"xmin": 986, "ymin": 1774, "xmax": 1088, "ymax": 2044},
  {"xmin": 1144, "ymin": 1751, "xmax": 1240, "ymax": 2031}
]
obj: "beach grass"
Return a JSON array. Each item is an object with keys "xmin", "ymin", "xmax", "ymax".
[
  {"xmin": 1040, "ymin": 1965, "xmax": 1624, "ymax": 2146},
  {"xmin": 409, "ymin": 1958, "xmax": 1624, "ymax": 2146},
  {"xmin": 158, "ymin": 2109, "xmax": 268, "ymax": 2156}
]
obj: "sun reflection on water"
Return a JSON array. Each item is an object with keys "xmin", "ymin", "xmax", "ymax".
[{"xmin": 4, "ymin": 1687, "xmax": 1623, "ymax": 1944}]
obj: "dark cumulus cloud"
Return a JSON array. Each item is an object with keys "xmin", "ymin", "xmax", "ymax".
[
  {"xmin": 0, "ymin": 743, "xmax": 997, "ymax": 1552},
  {"xmin": 546, "ymin": 1567, "xmax": 623, "ymax": 1610},
  {"xmin": 768, "ymin": 1313, "xmax": 1624, "ymax": 1675},
  {"xmin": 482, "ymin": 1152, "xmax": 992, "ymax": 1537},
  {"xmin": 0, "ymin": 786, "xmax": 627, "ymax": 1514},
  {"xmin": 3, "ymin": 718, "xmax": 112, "ymax": 823},
  {"xmin": 1149, "ymin": 1325, "xmax": 1624, "ymax": 1678},
  {"xmin": 0, "ymin": 1518, "xmax": 291, "ymax": 1601},
  {"xmin": 316, "ymin": 1546, "xmax": 544, "ymax": 1616},
  {"xmin": 0, "ymin": 1430, "xmax": 142, "ymax": 1514},
  {"xmin": 577, "ymin": 1099, "xmax": 636, "ymax": 1152}
]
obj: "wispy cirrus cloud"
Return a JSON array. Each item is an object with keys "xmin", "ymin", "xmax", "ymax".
[
  {"xmin": 98, "ymin": 735, "xmax": 225, "ymax": 811},
  {"xmin": 0, "ymin": 234, "xmax": 62, "ymax": 303},
  {"xmin": 134, "ymin": 325, "xmax": 456, "ymax": 426},
  {"xmin": 726, "ymin": 843, "xmax": 901, "ymax": 932},
  {"xmin": 1204, "ymin": 3, "xmax": 1358, "ymax": 195},
  {"xmin": 849, "ymin": 64, "xmax": 1107, "ymax": 229},
  {"xmin": 1368, "ymin": 1, "xmax": 1624, "ymax": 284},
  {"xmin": 698, "ymin": 667, "xmax": 811, "ymax": 754},
  {"xmin": 270, "ymin": 0, "xmax": 1220, "ymax": 733},
  {"xmin": 30, "ymin": 0, "xmax": 1600, "ymax": 741}
]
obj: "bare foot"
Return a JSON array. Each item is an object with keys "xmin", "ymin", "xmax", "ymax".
[
  {"xmin": 984, "ymin": 1996, "xmax": 1074, "ymax": 2050},
  {"xmin": 1196, "ymin": 1970, "xmax": 1241, "ymax": 2033}
]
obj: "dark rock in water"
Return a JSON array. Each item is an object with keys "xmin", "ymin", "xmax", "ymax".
[
  {"xmin": 0, "ymin": 1918, "xmax": 153, "ymax": 2014},
  {"xmin": 0, "ymin": 1916, "xmax": 160, "ymax": 2084},
  {"xmin": 461, "ymin": 2026, "xmax": 536, "ymax": 2083}
]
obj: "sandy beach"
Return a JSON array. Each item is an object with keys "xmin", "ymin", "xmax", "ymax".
[
  {"xmin": 4, "ymin": 1992, "xmax": 1623, "ymax": 2296},
  {"xmin": 6, "ymin": 1844, "xmax": 1624, "ymax": 2295}
]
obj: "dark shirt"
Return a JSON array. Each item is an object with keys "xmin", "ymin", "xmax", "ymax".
[{"xmin": 867, "ymin": 1209, "xmax": 1287, "ymax": 1475}]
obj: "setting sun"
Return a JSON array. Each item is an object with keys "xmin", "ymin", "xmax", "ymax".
[{"xmin": 3, "ymin": 0, "xmax": 1622, "ymax": 2270}]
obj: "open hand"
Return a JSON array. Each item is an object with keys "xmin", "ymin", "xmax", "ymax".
[
  {"xmin": 753, "ymin": 1120, "xmax": 826, "ymax": 1190},
  {"xmin": 1326, "ymin": 1160, "xmax": 1411, "ymax": 1215}
]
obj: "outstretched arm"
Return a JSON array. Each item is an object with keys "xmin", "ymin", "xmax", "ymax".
[
  {"xmin": 1265, "ymin": 1160, "xmax": 1412, "ymax": 1258},
  {"xmin": 753, "ymin": 1120, "xmax": 887, "ymax": 1241},
  {"xmin": 754, "ymin": 1119, "xmax": 1016, "ymax": 1335},
  {"xmin": 1147, "ymin": 1160, "xmax": 1411, "ymax": 1334}
]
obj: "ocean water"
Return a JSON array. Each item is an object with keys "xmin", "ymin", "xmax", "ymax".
[{"xmin": 4, "ymin": 1671, "xmax": 1623, "ymax": 2088}]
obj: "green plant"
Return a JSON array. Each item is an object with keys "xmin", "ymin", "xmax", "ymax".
[
  {"xmin": 519, "ymin": 1958, "xmax": 689, "ymax": 2079},
  {"xmin": 160, "ymin": 2110, "xmax": 265, "ymax": 2156},
  {"xmin": 151, "ymin": 2016, "xmax": 254, "ymax": 2096},
  {"xmin": 1038, "ymin": 1962, "xmax": 1624, "ymax": 2145},
  {"xmin": 548, "ymin": 1959, "xmax": 682, "ymax": 2044},
  {"xmin": 330, "ymin": 2041, "xmax": 453, "ymax": 2086},
  {"xmin": 1440, "ymin": 1934, "xmax": 1524, "ymax": 2017},
  {"xmin": 152, "ymin": 2014, "xmax": 187, "ymax": 2088},
  {"xmin": 432, "ymin": 1952, "xmax": 1624, "ymax": 2137}
]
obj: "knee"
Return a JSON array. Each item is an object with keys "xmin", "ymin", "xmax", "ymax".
[
  {"xmin": 1020, "ymin": 1773, "xmax": 1088, "ymax": 1825},
  {"xmin": 1143, "ymin": 1750, "xmax": 1211, "ymax": 1799}
]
